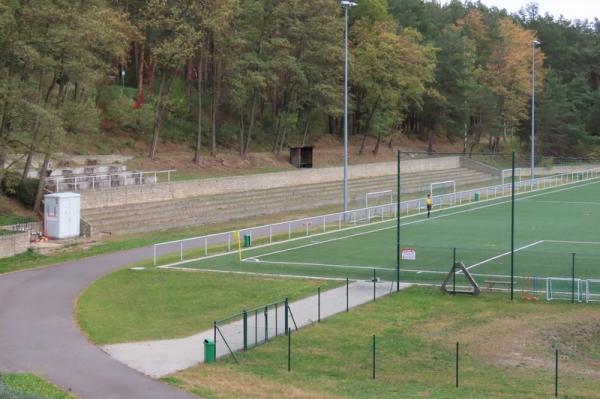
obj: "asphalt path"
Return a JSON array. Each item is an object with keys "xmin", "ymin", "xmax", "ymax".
[{"xmin": 0, "ymin": 246, "xmax": 197, "ymax": 399}]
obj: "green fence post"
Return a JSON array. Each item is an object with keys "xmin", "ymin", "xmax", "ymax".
[
  {"xmin": 285, "ymin": 298, "xmax": 289, "ymax": 336},
  {"xmin": 456, "ymin": 341, "xmax": 459, "ymax": 388},
  {"xmin": 346, "ymin": 278, "xmax": 349, "ymax": 312},
  {"xmin": 510, "ymin": 151, "xmax": 516, "ymax": 301},
  {"xmin": 373, "ymin": 269, "xmax": 376, "ymax": 301},
  {"xmin": 396, "ymin": 149, "xmax": 401, "ymax": 292},
  {"xmin": 288, "ymin": 328, "xmax": 292, "ymax": 372},
  {"xmin": 317, "ymin": 287, "xmax": 321, "ymax": 323},
  {"xmin": 372, "ymin": 334, "xmax": 376, "ymax": 380},
  {"xmin": 452, "ymin": 248, "xmax": 456, "ymax": 295},
  {"xmin": 555, "ymin": 349, "xmax": 559, "ymax": 397},
  {"xmin": 264, "ymin": 306, "xmax": 269, "ymax": 342},
  {"xmin": 213, "ymin": 321, "xmax": 217, "ymax": 362},
  {"xmin": 572, "ymin": 253, "xmax": 576, "ymax": 304},
  {"xmin": 243, "ymin": 310, "xmax": 248, "ymax": 351}
]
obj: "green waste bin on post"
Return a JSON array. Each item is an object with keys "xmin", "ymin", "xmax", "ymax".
[
  {"xmin": 577, "ymin": 172, "xmax": 583, "ymax": 181},
  {"xmin": 243, "ymin": 234, "xmax": 252, "ymax": 248},
  {"xmin": 204, "ymin": 339, "xmax": 216, "ymax": 363},
  {"xmin": 474, "ymin": 192, "xmax": 480, "ymax": 202}
]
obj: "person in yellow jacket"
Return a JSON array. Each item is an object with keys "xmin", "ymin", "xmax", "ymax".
[{"xmin": 426, "ymin": 194, "xmax": 433, "ymax": 218}]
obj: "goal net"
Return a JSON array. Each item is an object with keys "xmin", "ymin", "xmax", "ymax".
[
  {"xmin": 546, "ymin": 277, "xmax": 584, "ymax": 302},
  {"xmin": 501, "ymin": 168, "xmax": 522, "ymax": 185},
  {"xmin": 365, "ymin": 190, "xmax": 394, "ymax": 220},
  {"xmin": 430, "ymin": 180, "xmax": 456, "ymax": 208}
]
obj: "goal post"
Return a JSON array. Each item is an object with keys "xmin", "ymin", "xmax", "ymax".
[
  {"xmin": 585, "ymin": 279, "xmax": 600, "ymax": 303},
  {"xmin": 501, "ymin": 168, "xmax": 522, "ymax": 185},
  {"xmin": 430, "ymin": 180, "xmax": 456, "ymax": 208},
  {"xmin": 546, "ymin": 277, "xmax": 584, "ymax": 302},
  {"xmin": 365, "ymin": 190, "xmax": 393, "ymax": 220}
]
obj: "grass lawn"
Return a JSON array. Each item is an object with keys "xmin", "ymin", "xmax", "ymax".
[
  {"xmin": 167, "ymin": 287, "xmax": 600, "ymax": 399},
  {"xmin": 77, "ymin": 269, "xmax": 340, "ymax": 345},
  {"xmin": 0, "ymin": 373, "xmax": 74, "ymax": 399}
]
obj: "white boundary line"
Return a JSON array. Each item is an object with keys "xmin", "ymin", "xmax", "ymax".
[
  {"xmin": 466, "ymin": 241, "xmax": 545, "ymax": 270},
  {"xmin": 544, "ymin": 240, "xmax": 600, "ymax": 245},
  {"xmin": 522, "ymin": 200, "xmax": 600, "ymax": 206},
  {"xmin": 243, "ymin": 259, "xmax": 395, "ymax": 271},
  {"xmin": 159, "ymin": 178, "xmax": 600, "ymax": 271}
]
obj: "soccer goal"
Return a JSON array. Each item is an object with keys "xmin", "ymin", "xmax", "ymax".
[
  {"xmin": 430, "ymin": 180, "xmax": 456, "ymax": 208},
  {"xmin": 585, "ymin": 279, "xmax": 600, "ymax": 303},
  {"xmin": 501, "ymin": 168, "xmax": 522, "ymax": 191},
  {"xmin": 365, "ymin": 190, "xmax": 394, "ymax": 221},
  {"xmin": 546, "ymin": 277, "xmax": 584, "ymax": 302}
]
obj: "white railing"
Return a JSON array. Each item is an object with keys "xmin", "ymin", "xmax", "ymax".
[
  {"xmin": 46, "ymin": 169, "xmax": 176, "ymax": 192},
  {"xmin": 152, "ymin": 167, "xmax": 600, "ymax": 266}
]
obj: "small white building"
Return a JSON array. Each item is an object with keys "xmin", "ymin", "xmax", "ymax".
[{"xmin": 44, "ymin": 192, "xmax": 80, "ymax": 239}]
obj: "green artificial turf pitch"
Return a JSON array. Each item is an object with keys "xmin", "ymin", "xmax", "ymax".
[{"xmin": 168, "ymin": 179, "xmax": 600, "ymax": 295}]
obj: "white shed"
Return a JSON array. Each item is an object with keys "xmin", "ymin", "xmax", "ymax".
[{"xmin": 44, "ymin": 192, "xmax": 81, "ymax": 239}]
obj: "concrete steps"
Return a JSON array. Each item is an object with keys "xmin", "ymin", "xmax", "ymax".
[{"xmin": 82, "ymin": 167, "xmax": 496, "ymax": 235}]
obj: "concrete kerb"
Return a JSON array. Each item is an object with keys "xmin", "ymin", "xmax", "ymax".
[{"xmin": 102, "ymin": 280, "xmax": 412, "ymax": 377}]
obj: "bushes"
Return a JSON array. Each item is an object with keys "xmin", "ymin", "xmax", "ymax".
[{"xmin": 1, "ymin": 172, "xmax": 39, "ymax": 208}]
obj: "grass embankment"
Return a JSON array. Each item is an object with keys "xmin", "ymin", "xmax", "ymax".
[
  {"xmin": 167, "ymin": 287, "xmax": 600, "ymax": 399},
  {"xmin": 0, "ymin": 373, "xmax": 74, "ymax": 399},
  {"xmin": 77, "ymin": 269, "xmax": 340, "ymax": 345}
]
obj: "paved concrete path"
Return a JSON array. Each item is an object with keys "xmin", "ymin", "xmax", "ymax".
[
  {"xmin": 0, "ymin": 247, "xmax": 196, "ymax": 399},
  {"xmin": 104, "ymin": 281, "xmax": 411, "ymax": 377}
]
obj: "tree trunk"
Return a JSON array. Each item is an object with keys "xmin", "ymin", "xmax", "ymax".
[
  {"xmin": 137, "ymin": 43, "xmax": 145, "ymax": 99},
  {"xmin": 427, "ymin": 130, "xmax": 434, "ymax": 154},
  {"xmin": 239, "ymin": 104, "xmax": 245, "ymax": 157},
  {"xmin": 372, "ymin": 130, "xmax": 383, "ymax": 156},
  {"xmin": 358, "ymin": 131, "xmax": 368, "ymax": 155},
  {"xmin": 149, "ymin": 73, "xmax": 167, "ymax": 159},
  {"xmin": 194, "ymin": 55, "xmax": 203, "ymax": 164},
  {"xmin": 33, "ymin": 133, "xmax": 53, "ymax": 214},
  {"xmin": 242, "ymin": 91, "xmax": 258, "ymax": 158},
  {"xmin": 210, "ymin": 50, "xmax": 220, "ymax": 156},
  {"xmin": 301, "ymin": 119, "xmax": 310, "ymax": 147}
]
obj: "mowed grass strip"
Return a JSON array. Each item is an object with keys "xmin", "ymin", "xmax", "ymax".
[
  {"xmin": 0, "ymin": 373, "xmax": 75, "ymax": 399},
  {"xmin": 77, "ymin": 269, "xmax": 340, "ymax": 345},
  {"xmin": 168, "ymin": 287, "xmax": 600, "ymax": 399}
]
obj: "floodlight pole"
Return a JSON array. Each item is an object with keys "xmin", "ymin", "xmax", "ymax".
[
  {"xmin": 342, "ymin": 1, "xmax": 356, "ymax": 214},
  {"xmin": 531, "ymin": 40, "xmax": 540, "ymax": 182}
]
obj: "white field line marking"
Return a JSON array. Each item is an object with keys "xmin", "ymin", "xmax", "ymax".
[
  {"xmin": 252, "ymin": 180, "xmax": 600, "ymax": 262},
  {"xmin": 158, "ymin": 266, "xmax": 351, "ymax": 281},
  {"xmin": 544, "ymin": 240, "xmax": 600, "ymax": 245},
  {"xmin": 160, "ymin": 264, "xmax": 559, "ymax": 283},
  {"xmin": 466, "ymin": 241, "xmax": 545, "ymax": 271},
  {"xmin": 522, "ymin": 200, "xmax": 600, "ymax": 206},
  {"xmin": 243, "ymin": 259, "xmax": 394, "ymax": 271},
  {"xmin": 161, "ymin": 178, "xmax": 600, "ymax": 270}
]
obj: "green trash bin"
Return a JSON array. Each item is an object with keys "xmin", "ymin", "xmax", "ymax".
[
  {"xmin": 474, "ymin": 192, "xmax": 480, "ymax": 202},
  {"xmin": 204, "ymin": 339, "xmax": 216, "ymax": 363},
  {"xmin": 243, "ymin": 234, "xmax": 252, "ymax": 248},
  {"xmin": 577, "ymin": 172, "xmax": 583, "ymax": 181}
]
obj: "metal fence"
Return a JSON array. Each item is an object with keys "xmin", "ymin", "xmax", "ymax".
[
  {"xmin": 153, "ymin": 167, "xmax": 600, "ymax": 267},
  {"xmin": 213, "ymin": 299, "xmax": 297, "ymax": 363},
  {"xmin": 46, "ymin": 169, "xmax": 176, "ymax": 192}
]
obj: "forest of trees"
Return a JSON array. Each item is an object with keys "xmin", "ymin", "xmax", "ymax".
[{"xmin": 2, "ymin": 0, "xmax": 600, "ymax": 189}]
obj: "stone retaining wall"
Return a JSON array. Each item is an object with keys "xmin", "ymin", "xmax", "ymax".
[
  {"xmin": 80, "ymin": 157, "xmax": 460, "ymax": 209},
  {"xmin": 0, "ymin": 232, "xmax": 30, "ymax": 259}
]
